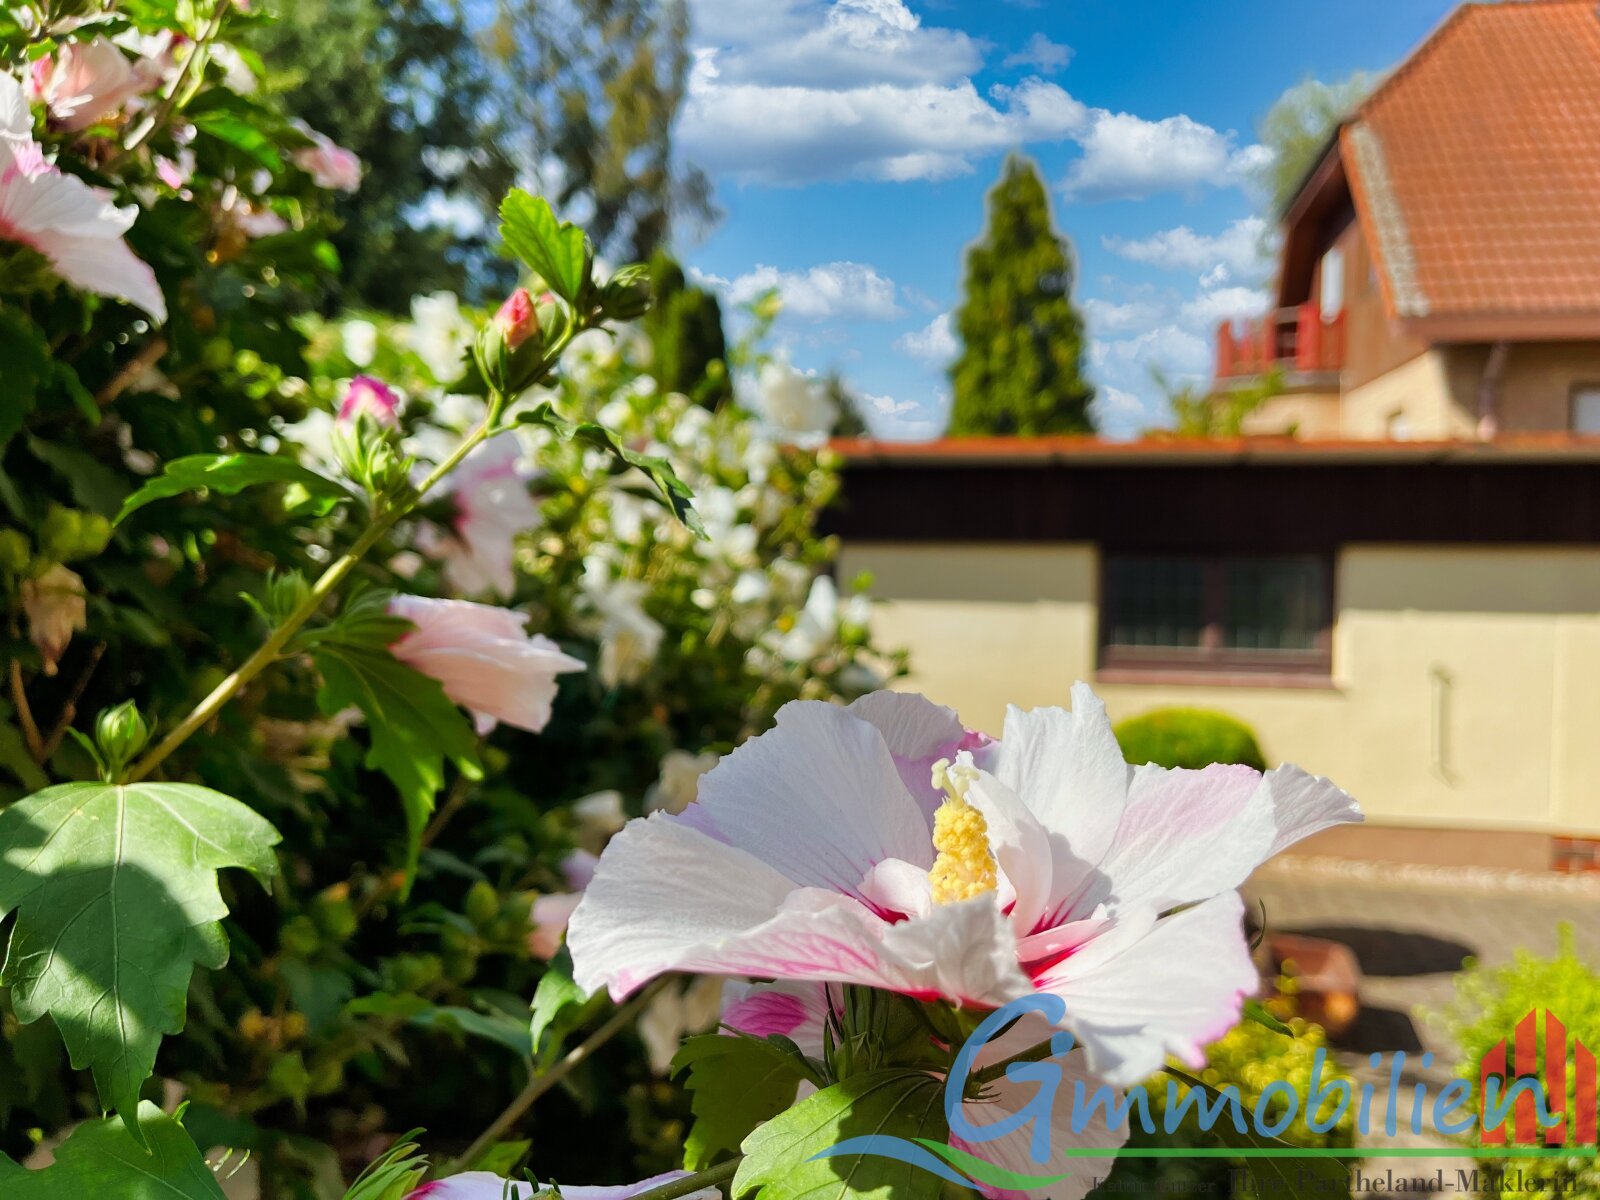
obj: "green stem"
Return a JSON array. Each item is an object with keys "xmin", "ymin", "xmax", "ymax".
[
  {"xmin": 447, "ymin": 978, "xmax": 668, "ymax": 1175},
  {"xmin": 970, "ymin": 1036, "xmax": 1063, "ymax": 1085},
  {"xmin": 126, "ymin": 413, "xmax": 498, "ymax": 782},
  {"xmin": 109, "ymin": 0, "xmax": 229, "ymax": 168},
  {"xmin": 629, "ymin": 1158, "xmax": 742, "ymax": 1200}
]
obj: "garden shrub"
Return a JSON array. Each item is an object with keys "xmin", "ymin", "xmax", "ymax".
[
  {"xmin": 1436, "ymin": 926, "xmax": 1600, "ymax": 1199},
  {"xmin": 0, "ymin": 4, "xmax": 897, "ymax": 1191},
  {"xmin": 1114, "ymin": 707, "xmax": 1268, "ymax": 770},
  {"xmin": 1099, "ymin": 988, "xmax": 1355, "ymax": 1198}
]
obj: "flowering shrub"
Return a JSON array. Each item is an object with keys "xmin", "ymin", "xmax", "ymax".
[{"xmin": 1, "ymin": 5, "xmax": 1367, "ymax": 1200}]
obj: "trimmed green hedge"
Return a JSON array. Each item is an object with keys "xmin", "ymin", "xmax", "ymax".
[{"xmin": 1113, "ymin": 707, "xmax": 1267, "ymax": 771}]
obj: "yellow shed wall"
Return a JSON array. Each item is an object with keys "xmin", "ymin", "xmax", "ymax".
[{"xmin": 840, "ymin": 541, "xmax": 1600, "ymax": 837}]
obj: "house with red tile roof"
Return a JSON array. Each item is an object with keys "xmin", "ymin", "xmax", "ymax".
[{"xmin": 1215, "ymin": 0, "xmax": 1600, "ymax": 440}]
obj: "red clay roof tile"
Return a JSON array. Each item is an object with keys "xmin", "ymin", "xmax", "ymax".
[{"xmin": 1342, "ymin": 1, "xmax": 1600, "ymax": 323}]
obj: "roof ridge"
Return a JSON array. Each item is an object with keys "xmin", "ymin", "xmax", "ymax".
[{"xmin": 1352, "ymin": 0, "xmax": 1600, "ymax": 122}]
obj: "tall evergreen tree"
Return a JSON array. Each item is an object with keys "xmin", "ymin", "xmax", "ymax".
[
  {"xmin": 645, "ymin": 252, "xmax": 732, "ymax": 407},
  {"xmin": 947, "ymin": 155, "xmax": 1095, "ymax": 436}
]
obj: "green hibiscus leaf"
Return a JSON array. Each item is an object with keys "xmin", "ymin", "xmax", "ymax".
[
  {"xmin": 498, "ymin": 190, "xmax": 591, "ymax": 305},
  {"xmin": 734, "ymin": 1068, "xmax": 949, "ymax": 1200},
  {"xmin": 0, "ymin": 1102, "xmax": 227, "ymax": 1198},
  {"xmin": 115, "ymin": 452, "xmax": 355, "ymax": 525},
  {"xmin": 347, "ymin": 993, "xmax": 532, "ymax": 1058},
  {"xmin": 0, "ymin": 784, "xmax": 280, "ymax": 1143},
  {"xmin": 528, "ymin": 947, "xmax": 598, "ymax": 1066},
  {"xmin": 673, "ymin": 1033, "xmax": 812, "ymax": 1171},
  {"xmin": 518, "ymin": 401, "xmax": 703, "ymax": 537},
  {"xmin": 310, "ymin": 592, "xmax": 481, "ymax": 885}
]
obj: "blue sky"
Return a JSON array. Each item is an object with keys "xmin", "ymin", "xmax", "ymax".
[{"xmin": 675, "ymin": 0, "xmax": 1457, "ymax": 437}]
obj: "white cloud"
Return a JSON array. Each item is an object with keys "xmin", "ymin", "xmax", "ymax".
[
  {"xmin": 1082, "ymin": 296, "xmax": 1164, "ymax": 335},
  {"xmin": 693, "ymin": 261, "xmax": 901, "ymax": 320},
  {"xmin": 690, "ymin": 0, "xmax": 982, "ymax": 88},
  {"xmin": 1003, "ymin": 33, "xmax": 1073, "ymax": 73},
  {"xmin": 1103, "ymin": 216, "xmax": 1269, "ymax": 280},
  {"xmin": 868, "ymin": 392, "xmax": 918, "ymax": 416},
  {"xmin": 1063, "ymin": 111, "xmax": 1266, "ymax": 201},
  {"xmin": 681, "ymin": 56, "xmax": 1086, "ymax": 184},
  {"xmin": 1094, "ymin": 325, "xmax": 1211, "ymax": 378},
  {"xmin": 1179, "ymin": 285, "xmax": 1271, "ymax": 326},
  {"xmin": 893, "ymin": 311, "xmax": 957, "ymax": 363}
]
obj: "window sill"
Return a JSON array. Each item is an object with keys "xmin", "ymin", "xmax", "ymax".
[{"xmin": 1094, "ymin": 667, "xmax": 1340, "ymax": 691}]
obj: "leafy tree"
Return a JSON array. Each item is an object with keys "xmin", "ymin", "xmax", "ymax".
[
  {"xmin": 1255, "ymin": 73, "xmax": 1376, "ymax": 214},
  {"xmin": 485, "ymin": 0, "xmax": 719, "ymax": 262},
  {"xmin": 645, "ymin": 251, "xmax": 732, "ymax": 407},
  {"xmin": 253, "ymin": 0, "xmax": 519, "ymax": 309},
  {"xmin": 947, "ymin": 155, "xmax": 1095, "ymax": 436}
]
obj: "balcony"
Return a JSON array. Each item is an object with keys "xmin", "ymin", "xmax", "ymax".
[{"xmin": 1215, "ymin": 303, "xmax": 1346, "ymax": 383}]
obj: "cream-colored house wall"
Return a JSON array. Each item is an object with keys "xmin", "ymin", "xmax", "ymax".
[
  {"xmin": 1337, "ymin": 341, "xmax": 1600, "ymax": 437},
  {"xmin": 1238, "ymin": 391, "xmax": 1342, "ymax": 437},
  {"xmin": 840, "ymin": 541, "xmax": 1600, "ymax": 836},
  {"xmin": 1340, "ymin": 349, "xmax": 1474, "ymax": 438}
]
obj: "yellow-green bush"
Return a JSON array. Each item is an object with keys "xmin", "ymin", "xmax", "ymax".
[{"xmin": 1114, "ymin": 707, "xmax": 1268, "ymax": 771}]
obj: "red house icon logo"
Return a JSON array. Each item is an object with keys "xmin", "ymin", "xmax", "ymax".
[{"xmin": 1479, "ymin": 1009, "xmax": 1597, "ymax": 1146}]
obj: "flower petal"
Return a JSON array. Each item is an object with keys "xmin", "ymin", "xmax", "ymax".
[
  {"xmin": 1034, "ymin": 892, "xmax": 1257, "ymax": 1086},
  {"xmin": 1263, "ymin": 764, "xmax": 1363, "ymax": 857},
  {"xmin": 695, "ymin": 700, "xmax": 934, "ymax": 895},
  {"xmin": 847, "ymin": 690, "xmax": 982, "ymax": 819},
  {"xmin": 990, "ymin": 683, "xmax": 1130, "ymax": 921},
  {"xmin": 1085, "ymin": 763, "xmax": 1274, "ymax": 914},
  {"xmin": 965, "ymin": 770, "xmax": 1053, "ymax": 935},
  {"xmin": 954, "ymin": 1044, "xmax": 1128, "ymax": 1200}
]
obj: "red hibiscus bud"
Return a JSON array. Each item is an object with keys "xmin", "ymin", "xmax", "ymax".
[{"xmin": 494, "ymin": 288, "xmax": 538, "ymax": 351}]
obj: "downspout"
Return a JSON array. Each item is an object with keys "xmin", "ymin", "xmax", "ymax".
[{"xmin": 1476, "ymin": 340, "xmax": 1509, "ymax": 440}]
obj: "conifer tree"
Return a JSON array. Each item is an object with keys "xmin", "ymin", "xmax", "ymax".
[
  {"xmin": 948, "ymin": 155, "xmax": 1095, "ymax": 436},
  {"xmin": 645, "ymin": 252, "xmax": 733, "ymax": 407}
]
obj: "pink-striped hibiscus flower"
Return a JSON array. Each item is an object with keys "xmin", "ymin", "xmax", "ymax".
[{"xmin": 567, "ymin": 683, "xmax": 1359, "ymax": 1085}]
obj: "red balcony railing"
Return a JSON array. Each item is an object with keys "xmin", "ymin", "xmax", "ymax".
[{"xmin": 1215, "ymin": 303, "xmax": 1346, "ymax": 380}]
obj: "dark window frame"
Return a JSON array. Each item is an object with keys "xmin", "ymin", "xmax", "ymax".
[{"xmin": 1097, "ymin": 552, "xmax": 1335, "ymax": 682}]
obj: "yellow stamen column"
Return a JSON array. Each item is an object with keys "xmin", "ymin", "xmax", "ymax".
[{"xmin": 927, "ymin": 757, "xmax": 998, "ymax": 905}]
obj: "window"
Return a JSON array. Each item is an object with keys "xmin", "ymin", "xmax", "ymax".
[
  {"xmin": 1319, "ymin": 246, "xmax": 1345, "ymax": 318},
  {"xmin": 1099, "ymin": 554, "xmax": 1332, "ymax": 680},
  {"xmin": 1572, "ymin": 386, "xmax": 1600, "ymax": 434}
]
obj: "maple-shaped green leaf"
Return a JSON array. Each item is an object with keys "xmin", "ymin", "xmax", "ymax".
[
  {"xmin": 115, "ymin": 452, "xmax": 355, "ymax": 525},
  {"xmin": 673, "ymin": 1033, "xmax": 810, "ymax": 1170},
  {"xmin": 734, "ymin": 1069, "xmax": 948, "ymax": 1200},
  {"xmin": 0, "ymin": 782, "xmax": 280, "ymax": 1144},
  {"xmin": 310, "ymin": 593, "xmax": 481, "ymax": 884},
  {"xmin": 0, "ymin": 1101, "xmax": 227, "ymax": 1198},
  {"xmin": 499, "ymin": 190, "xmax": 590, "ymax": 304}
]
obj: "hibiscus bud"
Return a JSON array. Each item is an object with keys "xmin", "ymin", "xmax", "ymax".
[
  {"xmin": 476, "ymin": 290, "xmax": 557, "ymax": 397},
  {"xmin": 94, "ymin": 700, "xmax": 150, "ymax": 780},
  {"xmin": 493, "ymin": 288, "xmax": 538, "ymax": 351},
  {"xmin": 387, "ymin": 594, "xmax": 585, "ymax": 734},
  {"xmin": 38, "ymin": 504, "xmax": 111, "ymax": 563},
  {"xmin": 337, "ymin": 374, "xmax": 401, "ymax": 427},
  {"xmin": 21, "ymin": 563, "xmax": 86, "ymax": 676}
]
